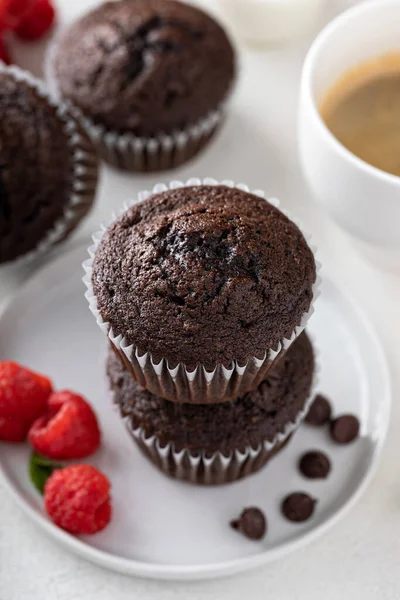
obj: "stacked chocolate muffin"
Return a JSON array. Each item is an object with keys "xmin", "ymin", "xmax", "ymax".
[{"xmin": 84, "ymin": 182, "xmax": 318, "ymax": 484}]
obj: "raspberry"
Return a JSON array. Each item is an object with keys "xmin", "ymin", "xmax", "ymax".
[
  {"xmin": 0, "ymin": 415, "xmax": 29, "ymax": 442},
  {"xmin": 1, "ymin": 0, "xmax": 28, "ymax": 28},
  {"xmin": 0, "ymin": 362, "xmax": 52, "ymax": 440},
  {"xmin": 0, "ymin": 35, "xmax": 11, "ymax": 64},
  {"xmin": 28, "ymin": 390, "xmax": 101, "ymax": 460},
  {"xmin": 1, "ymin": 0, "xmax": 33, "ymax": 32},
  {"xmin": 44, "ymin": 464, "xmax": 112, "ymax": 535},
  {"xmin": 13, "ymin": 0, "xmax": 55, "ymax": 41}
]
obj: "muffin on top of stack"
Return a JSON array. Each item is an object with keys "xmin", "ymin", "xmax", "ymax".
[{"xmin": 84, "ymin": 182, "xmax": 318, "ymax": 484}]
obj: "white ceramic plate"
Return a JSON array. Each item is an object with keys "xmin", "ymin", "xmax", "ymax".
[{"xmin": 0, "ymin": 244, "xmax": 391, "ymax": 581}]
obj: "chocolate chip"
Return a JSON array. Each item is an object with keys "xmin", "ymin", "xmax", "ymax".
[
  {"xmin": 230, "ymin": 507, "xmax": 267, "ymax": 540},
  {"xmin": 299, "ymin": 451, "xmax": 331, "ymax": 479},
  {"xmin": 305, "ymin": 394, "xmax": 332, "ymax": 426},
  {"xmin": 330, "ymin": 415, "xmax": 360, "ymax": 444},
  {"xmin": 281, "ymin": 493, "xmax": 317, "ymax": 523}
]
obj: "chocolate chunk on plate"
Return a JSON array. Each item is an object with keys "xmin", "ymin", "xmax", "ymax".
[
  {"xmin": 330, "ymin": 414, "xmax": 360, "ymax": 444},
  {"xmin": 230, "ymin": 507, "xmax": 267, "ymax": 540},
  {"xmin": 281, "ymin": 493, "xmax": 317, "ymax": 523},
  {"xmin": 299, "ymin": 450, "xmax": 331, "ymax": 479},
  {"xmin": 305, "ymin": 394, "xmax": 332, "ymax": 426}
]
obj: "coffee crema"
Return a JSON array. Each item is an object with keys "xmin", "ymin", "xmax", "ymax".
[{"xmin": 320, "ymin": 53, "xmax": 400, "ymax": 177}]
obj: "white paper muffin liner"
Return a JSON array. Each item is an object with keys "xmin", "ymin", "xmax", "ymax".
[
  {"xmin": 115, "ymin": 349, "xmax": 320, "ymax": 485},
  {"xmin": 0, "ymin": 62, "xmax": 98, "ymax": 266},
  {"xmin": 45, "ymin": 35, "xmax": 228, "ymax": 172},
  {"xmin": 83, "ymin": 178, "xmax": 321, "ymax": 404}
]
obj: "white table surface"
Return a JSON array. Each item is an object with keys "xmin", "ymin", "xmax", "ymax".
[{"xmin": 1, "ymin": 1, "xmax": 400, "ymax": 598}]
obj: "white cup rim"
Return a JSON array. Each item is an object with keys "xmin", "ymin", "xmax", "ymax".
[
  {"xmin": 301, "ymin": 0, "xmax": 400, "ymax": 188},
  {"xmin": 219, "ymin": 0, "xmax": 319, "ymax": 4}
]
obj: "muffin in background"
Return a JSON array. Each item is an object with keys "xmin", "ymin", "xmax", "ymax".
[
  {"xmin": 48, "ymin": 0, "xmax": 236, "ymax": 172},
  {"xmin": 0, "ymin": 65, "xmax": 98, "ymax": 265},
  {"xmin": 107, "ymin": 332, "xmax": 316, "ymax": 485},
  {"xmin": 85, "ymin": 181, "xmax": 318, "ymax": 404}
]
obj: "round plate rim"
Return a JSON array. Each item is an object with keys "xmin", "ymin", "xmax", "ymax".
[{"xmin": 0, "ymin": 244, "xmax": 392, "ymax": 581}]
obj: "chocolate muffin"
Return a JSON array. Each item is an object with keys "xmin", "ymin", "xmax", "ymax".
[
  {"xmin": 88, "ymin": 184, "xmax": 317, "ymax": 403},
  {"xmin": 0, "ymin": 67, "xmax": 98, "ymax": 264},
  {"xmin": 107, "ymin": 332, "xmax": 315, "ymax": 484},
  {"xmin": 49, "ymin": 0, "xmax": 236, "ymax": 171}
]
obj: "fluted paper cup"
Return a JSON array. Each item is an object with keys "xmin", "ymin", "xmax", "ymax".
[
  {"xmin": 117, "ymin": 359, "xmax": 319, "ymax": 485},
  {"xmin": 83, "ymin": 178, "xmax": 321, "ymax": 404}
]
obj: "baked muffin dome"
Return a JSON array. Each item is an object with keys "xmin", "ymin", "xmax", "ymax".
[
  {"xmin": 0, "ymin": 69, "xmax": 98, "ymax": 264},
  {"xmin": 53, "ymin": 0, "xmax": 236, "ymax": 136},
  {"xmin": 92, "ymin": 185, "xmax": 316, "ymax": 369}
]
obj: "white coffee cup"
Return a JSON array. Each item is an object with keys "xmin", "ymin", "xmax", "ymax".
[
  {"xmin": 298, "ymin": 0, "xmax": 400, "ymax": 271},
  {"xmin": 215, "ymin": 0, "xmax": 326, "ymax": 46}
]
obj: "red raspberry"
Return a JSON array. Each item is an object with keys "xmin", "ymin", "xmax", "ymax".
[
  {"xmin": 0, "ymin": 362, "xmax": 52, "ymax": 442},
  {"xmin": 0, "ymin": 415, "xmax": 29, "ymax": 442},
  {"xmin": 0, "ymin": 0, "xmax": 32, "ymax": 32},
  {"xmin": 28, "ymin": 391, "xmax": 101, "ymax": 460},
  {"xmin": 13, "ymin": 0, "xmax": 55, "ymax": 41},
  {"xmin": 44, "ymin": 464, "xmax": 112, "ymax": 535},
  {"xmin": 0, "ymin": 35, "xmax": 11, "ymax": 64},
  {"xmin": 2, "ymin": 0, "xmax": 29, "ymax": 23}
]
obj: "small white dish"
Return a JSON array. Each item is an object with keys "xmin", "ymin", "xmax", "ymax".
[
  {"xmin": 0, "ymin": 245, "xmax": 391, "ymax": 580},
  {"xmin": 216, "ymin": 0, "xmax": 326, "ymax": 46},
  {"xmin": 299, "ymin": 0, "xmax": 400, "ymax": 272}
]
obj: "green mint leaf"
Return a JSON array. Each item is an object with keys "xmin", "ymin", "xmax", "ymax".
[{"xmin": 29, "ymin": 452, "xmax": 62, "ymax": 495}]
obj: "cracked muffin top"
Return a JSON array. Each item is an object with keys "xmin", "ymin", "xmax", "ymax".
[
  {"xmin": 0, "ymin": 72, "xmax": 74, "ymax": 264},
  {"xmin": 92, "ymin": 185, "xmax": 316, "ymax": 369},
  {"xmin": 53, "ymin": 0, "xmax": 236, "ymax": 136}
]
